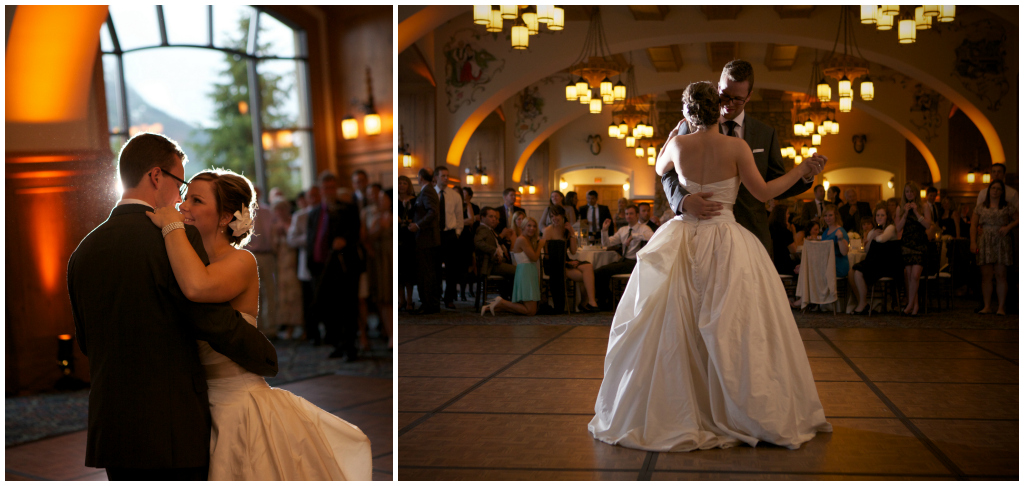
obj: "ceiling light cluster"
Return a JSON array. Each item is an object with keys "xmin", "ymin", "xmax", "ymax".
[
  {"xmin": 473, "ymin": 5, "xmax": 565, "ymax": 51},
  {"xmin": 860, "ymin": 5, "xmax": 955, "ymax": 45},
  {"xmin": 563, "ymin": 7, "xmax": 626, "ymax": 114}
]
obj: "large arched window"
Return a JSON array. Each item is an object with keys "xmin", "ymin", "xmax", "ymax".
[{"xmin": 100, "ymin": 5, "xmax": 314, "ymax": 197}]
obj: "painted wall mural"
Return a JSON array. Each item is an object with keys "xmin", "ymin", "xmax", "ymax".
[
  {"xmin": 909, "ymin": 84, "xmax": 946, "ymax": 143},
  {"xmin": 513, "ymin": 83, "xmax": 550, "ymax": 143},
  {"xmin": 952, "ymin": 19, "xmax": 1009, "ymax": 112},
  {"xmin": 444, "ymin": 29, "xmax": 505, "ymax": 113}
]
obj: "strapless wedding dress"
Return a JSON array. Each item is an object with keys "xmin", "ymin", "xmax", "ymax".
[
  {"xmin": 588, "ymin": 176, "xmax": 831, "ymax": 452},
  {"xmin": 199, "ymin": 312, "xmax": 371, "ymax": 480}
]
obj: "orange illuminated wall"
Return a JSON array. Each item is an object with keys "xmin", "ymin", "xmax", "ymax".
[{"xmin": 6, "ymin": 5, "xmax": 109, "ymax": 122}]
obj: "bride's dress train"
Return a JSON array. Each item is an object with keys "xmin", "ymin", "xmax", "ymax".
[
  {"xmin": 200, "ymin": 313, "xmax": 372, "ymax": 480},
  {"xmin": 588, "ymin": 176, "xmax": 831, "ymax": 452}
]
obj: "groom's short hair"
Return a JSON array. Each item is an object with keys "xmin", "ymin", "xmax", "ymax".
[
  {"xmin": 117, "ymin": 132, "xmax": 187, "ymax": 189},
  {"xmin": 721, "ymin": 60, "xmax": 754, "ymax": 94}
]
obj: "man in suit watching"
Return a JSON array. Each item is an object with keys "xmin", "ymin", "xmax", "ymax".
[
  {"xmin": 495, "ymin": 187, "xmax": 522, "ymax": 238},
  {"xmin": 800, "ymin": 185, "xmax": 827, "ymax": 229},
  {"xmin": 67, "ymin": 132, "xmax": 278, "ymax": 480},
  {"xmin": 662, "ymin": 59, "xmax": 826, "ymax": 254},
  {"xmin": 409, "ymin": 168, "xmax": 440, "ymax": 314},
  {"xmin": 839, "ymin": 188, "xmax": 872, "ymax": 233},
  {"xmin": 579, "ymin": 190, "xmax": 614, "ymax": 237}
]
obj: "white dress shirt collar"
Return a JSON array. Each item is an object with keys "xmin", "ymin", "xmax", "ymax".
[{"xmin": 117, "ymin": 198, "xmax": 154, "ymax": 209}]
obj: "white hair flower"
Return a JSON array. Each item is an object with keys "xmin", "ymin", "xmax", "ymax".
[{"xmin": 227, "ymin": 207, "xmax": 254, "ymax": 237}]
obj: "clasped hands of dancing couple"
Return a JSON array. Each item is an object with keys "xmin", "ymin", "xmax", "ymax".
[{"xmin": 589, "ymin": 63, "xmax": 832, "ymax": 453}]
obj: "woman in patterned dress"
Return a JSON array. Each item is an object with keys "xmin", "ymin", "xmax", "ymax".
[{"xmin": 970, "ymin": 180, "xmax": 1017, "ymax": 316}]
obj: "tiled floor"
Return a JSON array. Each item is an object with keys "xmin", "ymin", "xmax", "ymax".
[
  {"xmin": 5, "ymin": 374, "xmax": 393, "ymax": 481},
  {"xmin": 397, "ymin": 322, "xmax": 1018, "ymax": 481}
]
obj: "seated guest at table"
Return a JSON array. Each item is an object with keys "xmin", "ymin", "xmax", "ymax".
[
  {"xmin": 938, "ymin": 192, "xmax": 959, "ymax": 237},
  {"xmin": 474, "ymin": 207, "xmax": 517, "ymax": 282},
  {"xmin": 858, "ymin": 216, "xmax": 874, "ymax": 240},
  {"xmin": 636, "ymin": 202, "xmax": 659, "ymax": 231},
  {"xmin": 849, "ymin": 206, "xmax": 900, "ymax": 314},
  {"xmin": 594, "ymin": 205, "xmax": 654, "ymax": 310},
  {"xmin": 795, "ymin": 220, "xmax": 821, "ymax": 247},
  {"xmin": 580, "ymin": 190, "xmax": 613, "ymax": 237},
  {"xmin": 540, "ymin": 190, "xmax": 576, "ymax": 228},
  {"xmin": 613, "ymin": 197, "xmax": 629, "ymax": 230},
  {"xmin": 768, "ymin": 205, "xmax": 798, "ymax": 276},
  {"xmin": 839, "ymin": 189, "xmax": 872, "ymax": 233},
  {"xmin": 971, "ymin": 180, "xmax": 1018, "ymax": 316},
  {"xmin": 957, "ymin": 203, "xmax": 973, "ymax": 238},
  {"xmin": 542, "ymin": 209, "xmax": 599, "ymax": 312},
  {"xmin": 821, "ymin": 204, "xmax": 851, "ymax": 278},
  {"xmin": 511, "ymin": 210, "xmax": 527, "ymax": 239},
  {"xmin": 896, "ymin": 182, "xmax": 932, "ymax": 316},
  {"xmin": 483, "ymin": 217, "xmax": 546, "ymax": 316},
  {"xmin": 886, "ymin": 197, "xmax": 902, "ymax": 237}
]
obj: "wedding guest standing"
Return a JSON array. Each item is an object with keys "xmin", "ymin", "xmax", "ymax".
[
  {"xmin": 287, "ymin": 185, "xmax": 321, "ymax": 344},
  {"xmin": 433, "ymin": 166, "xmax": 464, "ymax": 309},
  {"xmin": 397, "ymin": 176, "xmax": 417, "ymax": 311},
  {"xmin": 896, "ymin": 182, "xmax": 932, "ymax": 317},
  {"xmin": 971, "ymin": 180, "xmax": 1017, "ymax": 316},
  {"xmin": 460, "ymin": 187, "xmax": 480, "ymax": 301},
  {"xmin": 839, "ymin": 188, "xmax": 871, "ymax": 233},
  {"xmin": 271, "ymin": 200, "xmax": 303, "ymax": 339},
  {"xmin": 801, "ymin": 184, "xmax": 827, "ymax": 227},
  {"xmin": 248, "ymin": 187, "xmax": 277, "ymax": 336},
  {"xmin": 367, "ymin": 189, "xmax": 393, "ymax": 348},
  {"xmin": 410, "ymin": 168, "xmax": 440, "ymax": 314}
]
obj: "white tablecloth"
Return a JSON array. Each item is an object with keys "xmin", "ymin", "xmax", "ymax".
[
  {"xmin": 573, "ymin": 249, "xmax": 621, "ymax": 269},
  {"xmin": 795, "ymin": 240, "xmax": 836, "ymax": 308}
]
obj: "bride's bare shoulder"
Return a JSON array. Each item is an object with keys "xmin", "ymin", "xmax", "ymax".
[{"xmin": 228, "ymin": 248, "xmax": 259, "ymax": 274}]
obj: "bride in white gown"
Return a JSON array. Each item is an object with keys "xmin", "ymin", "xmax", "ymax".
[
  {"xmin": 589, "ymin": 81, "xmax": 831, "ymax": 452},
  {"xmin": 148, "ymin": 169, "xmax": 371, "ymax": 480}
]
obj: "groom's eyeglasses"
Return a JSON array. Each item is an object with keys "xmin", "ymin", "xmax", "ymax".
[
  {"xmin": 160, "ymin": 168, "xmax": 189, "ymax": 198},
  {"xmin": 719, "ymin": 91, "xmax": 749, "ymax": 105}
]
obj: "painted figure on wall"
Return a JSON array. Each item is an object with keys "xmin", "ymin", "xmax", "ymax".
[{"xmin": 444, "ymin": 30, "xmax": 504, "ymax": 113}]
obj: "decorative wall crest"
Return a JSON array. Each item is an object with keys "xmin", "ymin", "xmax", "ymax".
[
  {"xmin": 444, "ymin": 29, "xmax": 505, "ymax": 113},
  {"xmin": 952, "ymin": 19, "xmax": 1009, "ymax": 111},
  {"xmin": 908, "ymin": 83, "xmax": 945, "ymax": 142},
  {"xmin": 514, "ymin": 85, "xmax": 546, "ymax": 143}
]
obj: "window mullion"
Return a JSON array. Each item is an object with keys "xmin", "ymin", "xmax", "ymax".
[
  {"xmin": 155, "ymin": 6, "xmax": 168, "ymax": 46},
  {"xmin": 247, "ymin": 57, "xmax": 268, "ymax": 194}
]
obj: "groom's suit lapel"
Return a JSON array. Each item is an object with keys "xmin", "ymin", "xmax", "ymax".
[{"xmin": 742, "ymin": 117, "xmax": 768, "ymax": 176}]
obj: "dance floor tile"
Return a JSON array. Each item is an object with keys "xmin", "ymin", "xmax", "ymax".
[
  {"xmin": 279, "ymin": 375, "xmax": 392, "ymax": 410},
  {"xmin": 653, "ymin": 418, "xmax": 948, "ymax": 475},
  {"xmin": 799, "ymin": 328, "xmax": 824, "ymax": 340},
  {"xmin": 832, "ymin": 341, "xmax": 1004, "ymax": 359},
  {"xmin": 912, "ymin": 419, "xmax": 1018, "ymax": 476},
  {"xmin": 398, "ymin": 353, "xmax": 520, "ymax": 378},
  {"xmin": 348, "ymin": 397, "xmax": 392, "ymax": 417},
  {"xmin": 398, "ymin": 337, "xmax": 549, "ymax": 354},
  {"xmin": 398, "ymin": 413, "xmax": 647, "ymax": 470},
  {"xmin": 815, "ymin": 382, "xmax": 894, "ymax": 418},
  {"xmin": 651, "ymin": 472, "xmax": 952, "ymax": 481},
  {"xmin": 429, "ymin": 325, "xmax": 571, "ymax": 339},
  {"xmin": 972, "ymin": 342, "xmax": 1019, "ymax": 360},
  {"xmin": 499, "ymin": 354, "xmax": 605, "ymax": 379},
  {"xmin": 561, "ymin": 325, "xmax": 613, "ymax": 338},
  {"xmin": 943, "ymin": 329, "xmax": 1019, "ymax": 342},
  {"xmin": 399, "ymin": 412, "xmax": 425, "ymax": 431},
  {"xmin": 398, "ymin": 324, "xmax": 451, "ymax": 344},
  {"xmin": 345, "ymin": 410, "xmax": 393, "ymax": 458},
  {"xmin": 807, "ymin": 358, "xmax": 860, "ymax": 381},
  {"xmin": 535, "ymin": 337, "xmax": 610, "ymax": 355},
  {"xmin": 398, "ymin": 468, "xmax": 638, "ymax": 481},
  {"xmin": 818, "ymin": 328, "xmax": 960, "ymax": 342},
  {"xmin": 876, "ymin": 383, "xmax": 1018, "ymax": 420},
  {"xmin": 398, "ymin": 377, "xmax": 480, "ymax": 411},
  {"xmin": 802, "ymin": 340, "xmax": 839, "ymax": 358},
  {"xmin": 850, "ymin": 358, "xmax": 1019, "ymax": 384},
  {"xmin": 447, "ymin": 378, "xmax": 601, "ymax": 414},
  {"xmin": 4, "ymin": 430, "xmax": 96, "ymax": 481},
  {"xmin": 373, "ymin": 454, "xmax": 393, "ymax": 477}
]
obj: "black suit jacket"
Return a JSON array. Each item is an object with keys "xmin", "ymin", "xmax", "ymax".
[
  {"xmin": 801, "ymin": 199, "xmax": 826, "ymax": 228},
  {"xmin": 839, "ymin": 201, "xmax": 873, "ymax": 232},
  {"xmin": 661, "ymin": 115, "xmax": 811, "ymax": 254},
  {"xmin": 414, "ymin": 184, "xmax": 440, "ymax": 249},
  {"xmin": 306, "ymin": 201, "xmax": 343, "ymax": 277},
  {"xmin": 67, "ymin": 204, "xmax": 278, "ymax": 469},
  {"xmin": 578, "ymin": 204, "xmax": 614, "ymax": 236},
  {"xmin": 495, "ymin": 204, "xmax": 523, "ymax": 236}
]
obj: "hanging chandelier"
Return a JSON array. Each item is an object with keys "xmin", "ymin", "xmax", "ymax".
[
  {"xmin": 860, "ymin": 5, "xmax": 955, "ymax": 45},
  {"xmin": 473, "ymin": 5, "xmax": 565, "ymax": 51},
  {"xmin": 563, "ymin": 7, "xmax": 627, "ymax": 114},
  {"xmin": 788, "ymin": 53, "xmax": 840, "ymax": 158},
  {"xmin": 610, "ymin": 56, "xmax": 649, "ymax": 143},
  {"xmin": 819, "ymin": 6, "xmax": 874, "ymax": 113}
]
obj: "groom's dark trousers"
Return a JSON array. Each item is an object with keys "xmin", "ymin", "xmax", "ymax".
[{"xmin": 68, "ymin": 203, "xmax": 279, "ymax": 478}]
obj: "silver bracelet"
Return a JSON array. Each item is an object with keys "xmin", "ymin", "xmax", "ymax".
[{"xmin": 162, "ymin": 221, "xmax": 185, "ymax": 237}]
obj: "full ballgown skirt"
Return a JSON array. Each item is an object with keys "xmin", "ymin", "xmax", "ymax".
[
  {"xmin": 588, "ymin": 177, "xmax": 831, "ymax": 452},
  {"xmin": 199, "ymin": 313, "xmax": 372, "ymax": 480}
]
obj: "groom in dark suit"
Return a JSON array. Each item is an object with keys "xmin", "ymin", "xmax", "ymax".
[
  {"xmin": 662, "ymin": 60, "xmax": 826, "ymax": 254},
  {"xmin": 67, "ymin": 133, "xmax": 278, "ymax": 480}
]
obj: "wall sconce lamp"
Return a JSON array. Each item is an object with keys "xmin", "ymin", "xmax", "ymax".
[
  {"xmin": 560, "ymin": 177, "xmax": 568, "ymax": 191},
  {"xmin": 466, "ymin": 153, "xmax": 489, "ymax": 185},
  {"xmin": 622, "ymin": 178, "xmax": 630, "ymax": 193},
  {"xmin": 888, "ymin": 177, "xmax": 895, "ymax": 189},
  {"xmin": 823, "ymin": 178, "xmax": 830, "ymax": 191},
  {"xmin": 967, "ymin": 171, "xmax": 975, "ymax": 184},
  {"xmin": 982, "ymin": 172, "xmax": 991, "ymax": 184},
  {"xmin": 342, "ymin": 67, "xmax": 382, "ymax": 140},
  {"xmin": 398, "ymin": 125, "xmax": 412, "ymax": 168},
  {"xmin": 520, "ymin": 168, "xmax": 536, "ymax": 194},
  {"xmin": 920, "ymin": 188, "xmax": 928, "ymax": 199}
]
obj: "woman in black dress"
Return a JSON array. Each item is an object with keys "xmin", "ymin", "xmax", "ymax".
[
  {"xmin": 397, "ymin": 175, "xmax": 418, "ymax": 311},
  {"xmin": 460, "ymin": 186, "xmax": 481, "ymax": 301},
  {"xmin": 849, "ymin": 205, "xmax": 901, "ymax": 314},
  {"xmin": 896, "ymin": 182, "xmax": 932, "ymax": 316}
]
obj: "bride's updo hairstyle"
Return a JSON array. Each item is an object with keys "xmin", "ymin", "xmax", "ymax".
[
  {"xmin": 188, "ymin": 169, "xmax": 258, "ymax": 249},
  {"xmin": 681, "ymin": 81, "xmax": 721, "ymax": 130}
]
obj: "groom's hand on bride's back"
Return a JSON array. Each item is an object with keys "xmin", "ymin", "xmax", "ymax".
[{"xmin": 683, "ymin": 192, "xmax": 723, "ymax": 220}]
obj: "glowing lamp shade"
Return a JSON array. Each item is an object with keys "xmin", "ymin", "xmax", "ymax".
[
  {"xmin": 560, "ymin": 179, "xmax": 569, "ymax": 191},
  {"xmin": 565, "ymin": 80, "xmax": 577, "ymax": 100},
  {"xmin": 812, "ymin": 133, "xmax": 822, "ymax": 146},
  {"xmin": 623, "ymin": 179, "xmax": 630, "ymax": 193},
  {"xmin": 876, "ymin": 14, "xmax": 894, "ymax": 30},
  {"xmin": 275, "ymin": 130, "xmax": 293, "ymax": 148},
  {"xmin": 923, "ymin": 5, "xmax": 940, "ymax": 17},
  {"xmin": 466, "ymin": 173, "xmax": 475, "ymax": 184},
  {"xmin": 519, "ymin": 185, "xmax": 525, "ymax": 194},
  {"xmin": 579, "ymin": 88, "xmax": 591, "ymax": 104},
  {"xmin": 548, "ymin": 7, "xmax": 565, "ymax": 30},
  {"xmin": 888, "ymin": 178, "xmax": 895, "ymax": 189},
  {"xmin": 480, "ymin": 174, "xmax": 490, "ymax": 185},
  {"xmin": 608, "ymin": 122, "xmax": 619, "ymax": 138},
  {"xmin": 632, "ymin": 126, "xmax": 642, "ymax": 139},
  {"xmin": 636, "ymin": 122, "xmax": 646, "ymax": 136},
  {"xmin": 808, "ymin": 147, "xmax": 818, "ymax": 156},
  {"xmin": 983, "ymin": 173, "xmax": 991, "ymax": 184},
  {"xmin": 537, "ymin": 5, "xmax": 554, "ymax": 23},
  {"xmin": 800, "ymin": 145, "xmax": 809, "ymax": 157},
  {"xmin": 804, "ymin": 119, "xmax": 814, "ymax": 134},
  {"xmin": 511, "ymin": 22, "xmax": 529, "ymax": 50},
  {"xmin": 967, "ymin": 172, "xmax": 975, "ymax": 183},
  {"xmin": 600, "ymin": 77, "xmax": 613, "ymax": 97},
  {"xmin": 528, "ymin": 185, "xmax": 536, "ymax": 194},
  {"xmin": 838, "ymin": 76, "xmax": 852, "ymax": 98},
  {"xmin": 626, "ymin": 136, "xmax": 635, "ymax": 148},
  {"xmin": 473, "ymin": 5, "xmax": 492, "ymax": 24},
  {"xmin": 261, "ymin": 132, "xmax": 274, "ymax": 150},
  {"xmin": 644, "ymin": 125, "xmax": 654, "ymax": 138},
  {"xmin": 635, "ymin": 146, "xmax": 644, "ymax": 158},
  {"xmin": 794, "ymin": 123, "xmax": 804, "ymax": 136},
  {"xmin": 363, "ymin": 112, "xmax": 381, "ymax": 136},
  {"xmin": 341, "ymin": 115, "xmax": 358, "ymax": 139},
  {"xmin": 920, "ymin": 189, "xmax": 927, "ymax": 199},
  {"xmin": 817, "ymin": 124, "xmax": 827, "ymax": 136},
  {"xmin": 589, "ymin": 98, "xmax": 602, "ymax": 114},
  {"xmin": 576, "ymin": 79, "xmax": 590, "ymax": 97},
  {"xmin": 522, "ymin": 11, "xmax": 539, "ymax": 34},
  {"xmin": 823, "ymin": 179, "xmax": 830, "ymax": 191},
  {"xmin": 602, "ymin": 93, "xmax": 614, "ymax": 105},
  {"xmin": 817, "ymin": 79, "xmax": 831, "ymax": 102},
  {"xmin": 860, "ymin": 5, "xmax": 877, "ymax": 23},
  {"xmin": 880, "ymin": 5, "xmax": 899, "ymax": 16},
  {"xmin": 839, "ymin": 97, "xmax": 852, "ymax": 112},
  {"xmin": 915, "ymin": 7, "xmax": 932, "ymax": 29},
  {"xmin": 823, "ymin": 118, "xmax": 833, "ymax": 131},
  {"xmin": 898, "ymin": 18, "xmax": 916, "ymax": 44},
  {"xmin": 618, "ymin": 122, "xmax": 628, "ymax": 137},
  {"xmin": 613, "ymin": 81, "xmax": 626, "ymax": 101},
  {"xmin": 938, "ymin": 5, "xmax": 955, "ymax": 22},
  {"xmin": 486, "ymin": 10, "xmax": 503, "ymax": 32},
  {"xmin": 648, "ymin": 155, "xmax": 655, "ymax": 166},
  {"xmin": 860, "ymin": 77, "xmax": 874, "ymax": 100},
  {"xmin": 402, "ymin": 153, "xmax": 412, "ymax": 168},
  {"xmin": 500, "ymin": 5, "xmax": 517, "ymax": 19},
  {"xmin": 794, "ymin": 155, "xmax": 803, "ymax": 165},
  {"xmin": 829, "ymin": 120, "xmax": 839, "ymax": 134},
  {"xmin": 647, "ymin": 145, "xmax": 656, "ymax": 157}
]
